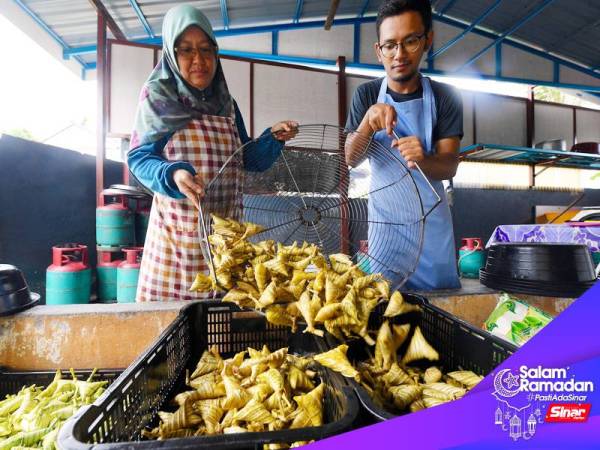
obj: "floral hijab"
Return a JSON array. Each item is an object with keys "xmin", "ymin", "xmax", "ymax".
[{"xmin": 130, "ymin": 4, "xmax": 233, "ymax": 149}]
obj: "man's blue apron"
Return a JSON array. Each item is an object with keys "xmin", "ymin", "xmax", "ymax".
[{"xmin": 367, "ymin": 76, "xmax": 460, "ymax": 291}]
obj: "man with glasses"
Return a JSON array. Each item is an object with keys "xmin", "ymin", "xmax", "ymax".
[{"xmin": 345, "ymin": 0, "xmax": 462, "ymax": 291}]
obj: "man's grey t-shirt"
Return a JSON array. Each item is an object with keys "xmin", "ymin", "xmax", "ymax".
[{"xmin": 345, "ymin": 77, "xmax": 464, "ymax": 143}]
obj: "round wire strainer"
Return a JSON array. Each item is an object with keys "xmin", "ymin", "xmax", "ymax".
[{"xmin": 198, "ymin": 124, "xmax": 439, "ymax": 290}]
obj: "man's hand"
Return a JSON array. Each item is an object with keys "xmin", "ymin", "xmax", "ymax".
[
  {"xmin": 392, "ymin": 135, "xmax": 425, "ymax": 169},
  {"xmin": 173, "ymin": 169, "xmax": 204, "ymax": 209},
  {"xmin": 358, "ymin": 103, "xmax": 397, "ymax": 136}
]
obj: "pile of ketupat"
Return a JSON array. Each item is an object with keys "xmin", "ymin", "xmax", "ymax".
[
  {"xmin": 191, "ymin": 215, "xmax": 484, "ymax": 416},
  {"xmin": 142, "ymin": 344, "xmax": 320, "ymax": 446},
  {"xmin": 0, "ymin": 370, "xmax": 108, "ymax": 449},
  {"xmin": 191, "ymin": 215, "xmax": 398, "ymax": 344},
  {"xmin": 313, "ymin": 293, "xmax": 483, "ymax": 414}
]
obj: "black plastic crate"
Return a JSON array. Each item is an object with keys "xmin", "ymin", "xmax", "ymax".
[
  {"xmin": 333, "ymin": 293, "xmax": 517, "ymax": 422},
  {"xmin": 0, "ymin": 369, "xmax": 122, "ymax": 398},
  {"xmin": 59, "ymin": 301, "xmax": 359, "ymax": 450}
]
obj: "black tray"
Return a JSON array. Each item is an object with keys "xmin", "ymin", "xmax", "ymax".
[
  {"xmin": 484, "ymin": 243, "xmax": 596, "ymax": 283},
  {"xmin": 328, "ymin": 294, "xmax": 516, "ymax": 422},
  {"xmin": 480, "ymin": 269, "xmax": 596, "ymax": 298},
  {"xmin": 0, "ymin": 368, "xmax": 122, "ymax": 397},
  {"xmin": 59, "ymin": 301, "xmax": 359, "ymax": 450}
]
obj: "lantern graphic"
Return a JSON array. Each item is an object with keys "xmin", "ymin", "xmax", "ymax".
[
  {"xmin": 495, "ymin": 407, "xmax": 503, "ymax": 425},
  {"xmin": 510, "ymin": 415, "xmax": 522, "ymax": 440},
  {"xmin": 528, "ymin": 414, "xmax": 537, "ymax": 435}
]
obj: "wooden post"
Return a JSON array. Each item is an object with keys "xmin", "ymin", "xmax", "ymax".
[
  {"xmin": 96, "ymin": 12, "xmax": 106, "ymax": 202},
  {"xmin": 526, "ymin": 86, "xmax": 535, "ymax": 148},
  {"xmin": 337, "ymin": 56, "xmax": 349, "ymax": 254}
]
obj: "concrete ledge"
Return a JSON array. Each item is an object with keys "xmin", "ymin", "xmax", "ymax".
[{"xmin": 0, "ymin": 302, "xmax": 187, "ymax": 370}]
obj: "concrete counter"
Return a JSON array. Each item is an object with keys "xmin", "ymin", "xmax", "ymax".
[
  {"xmin": 0, "ymin": 280, "xmax": 578, "ymax": 370},
  {"xmin": 0, "ymin": 302, "xmax": 186, "ymax": 370},
  {"xmin": 414, "ymin": 278, "xmax": 576, "ymax": 330}
]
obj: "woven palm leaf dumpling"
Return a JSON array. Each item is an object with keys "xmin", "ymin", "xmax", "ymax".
[{"xmin": 191, "ymin": 215, "xmax": 483, "ymax": 417}]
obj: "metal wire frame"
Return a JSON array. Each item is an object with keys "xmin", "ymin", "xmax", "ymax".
[{"xmin": 199, "ymin": 124, "xmax": 436, "ymax": 289}]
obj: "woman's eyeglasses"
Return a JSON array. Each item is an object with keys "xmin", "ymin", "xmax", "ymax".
[
  {"xmin": 378, "ymin": 33, "xmax": 426, "ymax": 58},
  {"xmin": 175, "ymin": 46, "xmax": 216, "ymax": 60}
]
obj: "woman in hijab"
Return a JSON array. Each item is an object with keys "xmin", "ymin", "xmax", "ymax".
[{"xmin": 128, "ymin": 4, "xmax": 298, "ymax": 302}]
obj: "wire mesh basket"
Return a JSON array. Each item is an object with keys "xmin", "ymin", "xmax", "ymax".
[{"xmin": 198, "ymin": 124, "xmax": 439, "ymax": 290}]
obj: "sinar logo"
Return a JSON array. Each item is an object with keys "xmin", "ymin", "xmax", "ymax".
[{"xmin": 545, "ymin": 404, "xmax": 591, "ymax": 423}]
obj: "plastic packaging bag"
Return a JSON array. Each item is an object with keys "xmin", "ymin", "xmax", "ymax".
[{"xmin": 483, "ymin": 293, "xmax": 553, "ymax": 346}]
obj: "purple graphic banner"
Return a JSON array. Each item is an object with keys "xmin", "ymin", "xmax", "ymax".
[
  {"xmin": 311, "ymin": 282, "xmax": 600, "ymax": 449},
  {"xmin": 487, "ymin": 224, "xmax": 600, "ymax": 252}
]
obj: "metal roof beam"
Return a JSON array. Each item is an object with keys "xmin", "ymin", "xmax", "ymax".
[
  {"xmin": 456, "ymin": 0, "xmax": 555, "ymax": 71},
  {"xmin": 61, "ymin": 14, "xmax": 599, "ymax": 83},
  {"xmin": 64, "ymin": 45, "xmax": 97, "ymax": 58},
  {"xmin": 429, "ymin": 0, "xmax": 502, "ymax": 60},
  {"xmin": 324, "ymin": 0, "xmax": 341, "ymax": 30},
  {"xmin": 88, "ymin": 0, "xmax": 127, "ymax": 41},
  {"xmin": 358, "ymin": 0, "xmax": 370, "ymax": 18},
  {"xmin": 220, "ymin": 0, "xmax": 230, "ymax": 30},
  {"xmin": 128, "ymin": 0, "xmax": 154, "ymax": 38},
  {"xmin": 293, "ymin": 0, "xmax": 304, "ymax": 23}
]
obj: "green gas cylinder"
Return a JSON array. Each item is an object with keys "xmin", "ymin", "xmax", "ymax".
[
  {"xmin": 46, "ymin": 244, "xmax": 91, "ymax": 305},
  {"xmin": 96, "ymin": 190, "xmax": 135, "ymax": 247},
  {"xmin": 458, "ymin": 237, "xmax": 485, "ymax": 278},
  {"xmin": 97, "ymin": 250, "xmax": 123, "ymax": 302},
  {"xmin": 356, "ymin": 240, "xmax": 371, "ymax": 273},
  {"xmin": 117, "ymin": 247, "xmax": 143, "ymax": 303}
]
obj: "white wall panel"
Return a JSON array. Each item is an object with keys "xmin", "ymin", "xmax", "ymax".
[
  {"xmin": 560, "ymin": 66, "xmax": 600, "ymax": 88},
  {"xmin": 576, "ymin": 109, "xmax": 600, "ymax": 143},
  {"xmin": 534, "ymin": 103, "xmax": 574, "ymax": 148},
  {"xmin": 461, "ymin": 90, "xmax": 474, "ymax": 146},
  {"xmin": 279, "ymin": 25, "xmax": 354, "ymax": 61},
  {"xmin": 109, "ymin": 43, "xmax": 155, "ymax": 135},
  {"xmin": 221, "ymin": 58, "xmax": 251, "ymax": 126},
  {"xmin": 218, "ymin": 33, "xmax": 272, "ymax": 54},
  {"xmin": 345, "ymin": 76, "xmax": 373, "ymax": 129},
  {"xmin": 475, "ymin": 94, "xmax": 527, "ymax": 146},
  {"xmin": 359, "ymin": 22, "xmax": 378, "ymax": 65},
  {"xmin": 502, "ymin": 45, "xmax": 553, "ymax": 82},
  {"xmin": 433, "ymin": 21, "xmax": 495, "ymax": 75},
  {"xmin": 253, "ymin": 64, "xmax": 338, "ymax": 135}
]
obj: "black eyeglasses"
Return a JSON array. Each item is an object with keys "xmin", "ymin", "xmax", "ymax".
[
  {"xmin": 175, "ymin": 45, "xmax": 216, "ymax": 60},
  {"xmin": 378, "ymin": 33, "xmax": 426, "ymax": 58}
]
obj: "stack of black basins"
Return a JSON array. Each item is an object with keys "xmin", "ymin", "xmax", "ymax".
[{"xmin": 480, "ymin": 242, "xmax": 597, "ymax": 297}]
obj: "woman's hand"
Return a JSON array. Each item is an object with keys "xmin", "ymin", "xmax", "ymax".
[
  {"xmin": 271, "ymin": 120, "xmax": 299, "ymax": 141},
  {"xmin": 173, "ymin": 169, "xmax": 204, "ymax": 209}
]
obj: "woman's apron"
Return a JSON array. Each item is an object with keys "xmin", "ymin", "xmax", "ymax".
[
  {"xmin": 369, "ymin": 76, "xmax": 460, "ymax": 291},
  {"xmin": 136, "ymin": 113, "xmax": 242, "ymax": 301}
]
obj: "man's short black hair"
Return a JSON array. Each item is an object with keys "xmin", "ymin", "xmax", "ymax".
[{"xmin": 376, "ymin": 0, "xmax": 432, "ymax": 40}]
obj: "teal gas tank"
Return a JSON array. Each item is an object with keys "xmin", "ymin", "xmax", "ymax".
[
  {"xmin": 46, "ymin": 244, "xmax": 91, "ymax": 305},
  {"xmin": 117, "ymin": 247, "xmax": 143, "ymax": 303},
  {"xmin": 97, "ymin": 250, "xmax": 123, "ymax": 302},
  {"xmin": 458, "ymin": 237, "xmax": 485, "ymax": 278},
  {"xmin": 96, "ymin": 190, "xmax": 135, "ymax": 248}
]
